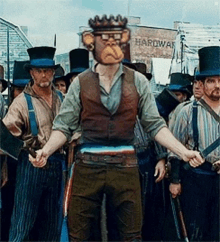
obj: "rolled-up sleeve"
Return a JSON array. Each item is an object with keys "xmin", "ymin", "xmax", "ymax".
[
  {"xmin": 3, "ymin": 97, "xmax": 26, "ymax": 138},
  {"xmin": 135, "ymin": 72, "xmax": 167, "ymax": 139},
  {"xmin": 52, "ymin": 77, "xmax": 81, "ymax": 141},
  {"xmin": 168, "ymin": 107, "xmax": 190, "ymax": 160}
]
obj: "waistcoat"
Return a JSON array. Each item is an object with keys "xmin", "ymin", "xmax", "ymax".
[{"xmin": 78, "ymin": 66, "xmax": 139, "ymax": 145}]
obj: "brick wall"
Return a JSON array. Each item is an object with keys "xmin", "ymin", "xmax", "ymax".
[{"xmin": 129, "ymin": 25, "xmax": 177, "ymax": 72}]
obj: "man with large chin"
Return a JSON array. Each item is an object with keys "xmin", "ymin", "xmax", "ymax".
[
  {"xmin": 169, "ymin": 46, "xmax": 220, "ymax": 242},
  {"xmin": 31, "ymin": 15, "xmax": 203, "ymax": 241},
  {"xmin": 3, "ymin": 46, "xmax": 65, "ymax": 241}
]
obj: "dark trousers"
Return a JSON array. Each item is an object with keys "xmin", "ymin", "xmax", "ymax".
[
  {"xmin": 1, "ymin": 156, "xmax": 17, "ymax": 241},
  {"xmin": 180, "ymin": 168, "xmax": 219, "ymax": 242},
  {"xmin": 9, "ymin": 151, "xmax": 65, "ymax": 242},
  {"xmin": 138, "ymin": 149, "xmax": 169, "ymax": 242},
  {"xmin": 68, "ymin": 159, "xmax": 142, "ymax": 241}
]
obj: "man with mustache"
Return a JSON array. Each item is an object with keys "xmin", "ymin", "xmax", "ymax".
[
  {"xmin": 169, "ymin": 46, "xmax": 220, "ymax": 242},
  {"xmin": 32, "ymin": 15, "xmax": 203, "ymax": 241},
  {"xmin": 3, "ymin": 46, "xmax": 65, "ymax": 241}
]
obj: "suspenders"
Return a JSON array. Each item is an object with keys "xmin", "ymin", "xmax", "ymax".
[
  {"xmin": 192, "ymin": 100, "xmax": 220, "ymax": 157},
  {"xmin": 24, "ymin": 93, "xmax": 39, "ymax": 136},
  {"xmin": 192, "ymin": 101, "xmax": 199, "ymax": 151},
  {"xmin": 24, "ymin": 90, "xmax": 63, "ymax": 136}
]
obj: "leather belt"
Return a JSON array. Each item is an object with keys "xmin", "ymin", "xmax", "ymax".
[{"xmin": 75, "ymin": 152, "xmax": 137, "ymax": 166}]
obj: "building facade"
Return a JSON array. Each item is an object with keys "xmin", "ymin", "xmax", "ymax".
[{"xmin": 0, "ymin": 18, "xmax": 32, "ymax": 82}]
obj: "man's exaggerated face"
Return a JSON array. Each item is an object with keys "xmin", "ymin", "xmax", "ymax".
[
  {"xmin": 93, "ymin": 32, "xmax": 125, "ymax": 64},
  {"xmin": 82, "ymin": 29, "xmax": 130, "ymax": 65},
  {"xmin": 203, "ymin": 76, "xmax": 220, "ymax": 101},
  {"xmin": 30, "ymin": 68, "xmax": 55, "ymax": 88}
]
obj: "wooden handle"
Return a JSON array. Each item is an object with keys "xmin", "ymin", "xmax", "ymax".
[{"xmin": 29, "ymin": 148, "xmax": 37, "ymax": 158}]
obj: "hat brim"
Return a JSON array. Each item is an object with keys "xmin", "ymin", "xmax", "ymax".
[
  {"xmin": 145, "ymin": 73, "xmax": 152, "ymax": 81},
  {"xmin": 24, "ymin": 64, "xmax": 60, "ymax": 71},
  {"xmin": 195, "ymin": 70, "xmax": 220, "ymax": 80},
  {"xmin": 122, "ymin": 63, "xmax": 137, "ymax": 71},
  {"xmin": 65, "ymin": 68, "xmax": 88, "ymax": 79},
  {"xmin": 54, "ymin": 75, "xmax": 66, "ymax": 81},
  {"xmin": 168, "ymin": 85, "xmax": 191, "ymax": 92},
  {"xmin": 53, "ymin": 76, "xmax": 70, "ymax": 85},
  {"xmin": 12, "ymin": 79, "xmax": 30, "ymax": 87}
]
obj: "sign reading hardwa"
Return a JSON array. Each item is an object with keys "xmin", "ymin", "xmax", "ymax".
[
  {"xmin": 129, "ymin": 25, "xmax": 177, "ymax": 72},
  {"xmin": 135, "ymin": 38, "xmax": 175, "ymax": 48}
]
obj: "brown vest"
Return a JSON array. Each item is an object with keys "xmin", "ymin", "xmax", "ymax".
[{"xmin": 79, "ymin": 66, "xmax": 139, "ymax": 145}]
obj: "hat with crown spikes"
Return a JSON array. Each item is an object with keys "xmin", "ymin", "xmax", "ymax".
[{"xmin": 89, "ymin": 14, "xmax": 128, "ymax": 32}]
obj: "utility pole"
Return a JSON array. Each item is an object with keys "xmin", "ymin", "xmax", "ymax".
[
  {"xmin": 127, "ymin": 0, "xmax": 131, "ymax": 16},
  {"xmin": 180, "ymin": 34, "xmax": 185, "ymax": 74},
  {"xmin": 7, "ymin": 27, "xmax": 10, "ymax": 81},
  {"xmin": 7, "ymin": 26, "xmax": 11, "ymax": 104}
]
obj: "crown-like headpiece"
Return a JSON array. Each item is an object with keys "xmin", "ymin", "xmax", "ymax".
[{"xmin": 89, "ymin": 14, "xmax": 128, "ymax": 32}]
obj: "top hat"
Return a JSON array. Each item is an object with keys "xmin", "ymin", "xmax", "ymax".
[
  {"xmin": 122, "ymin": 59, "xmax": 137, "ymax": 71},
  {"xmin": 168, "ymin": 72, "xmax": 193, "ymax": 94},
  {"xmin": 155, "ymin": 88, "xmax": 180, "ymax": 119},
  {"xmin": 196, "ymin": 46, "xmax": 220, "ymax": 80},
  {"xmin": 13, "ymin": 61, "xmax": 31, "ymax": 87},
  {"xmin": 66, "ymin": 48, "xmax": 89, "ymax": 79},
  {"xmin": 24, "ymin": 46, "xmax": 60, "ymax": 71},
  {"xmin": 134, "ymin": 63, "xmax": 152, "ymax": 81},
  {"xmin": 54, "ymin": 66, "xmax": 65, "ymax": 80},
  {"xmin": 0, "ymin": 65, "xmax": 8, "ymax": 92}
]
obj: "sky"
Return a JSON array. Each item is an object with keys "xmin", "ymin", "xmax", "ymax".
[{"xmin": 1, "ymin": 0, "xmax": 220, "ymax": 54}]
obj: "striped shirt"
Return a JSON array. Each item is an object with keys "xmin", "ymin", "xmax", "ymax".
[
  {"xmin": 169, "ymin": 99, "xmax": 220, "ymax": 164},
  {"xmin": 0, "ymin": 93, "xmax": 6, "ymax": 119}
]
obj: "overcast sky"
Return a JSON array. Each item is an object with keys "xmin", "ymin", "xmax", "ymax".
[{"xmin": 1, "ymin": 0, "xmax": 220, "ymax": 54}]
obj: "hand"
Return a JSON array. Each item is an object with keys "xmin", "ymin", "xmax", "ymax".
[
  {"xmin": 29, "ymin": 149, "xmax": 48, "ymax": 168},
  {"xmin": 182, "ymin": 150, "xmax": 205, "ymax": 167},
  {"xmin": 213, "ymin": 160, "xmax": 220, "ymax": 174},
  {"xmin": 154, "ymin": 159, "xmax": 166, "ymax": 183},
  {"xmin": 0, "ymin": 150, "xmax": 6, "ymax": 155},
  {"xmin": 169, "ymin": 183, "xmax": 181, "ymax": 198}
]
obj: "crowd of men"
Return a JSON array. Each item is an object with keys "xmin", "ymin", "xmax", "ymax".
[{"xmin": 0, "ymin": 14, "xmax": 219, "ymax": 242}]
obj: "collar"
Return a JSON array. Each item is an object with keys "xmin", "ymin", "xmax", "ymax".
[{"xmin": 91, "ymin": 63, "xmax": 124, "ymax": 75}]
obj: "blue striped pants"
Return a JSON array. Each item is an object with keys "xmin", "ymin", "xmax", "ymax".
[{"xmin": 9, "ymin": 151, "xmax": 65, "ymax": 242}]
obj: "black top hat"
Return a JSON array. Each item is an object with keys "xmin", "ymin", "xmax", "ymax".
[
  {"xmin": 0, "ymin": 65, "xmax": 7, "ymax": 92},
  {"xmin": 13, "ymin": 61, "xmax": 31, "ymax": 87},
  {"xmin": 168, "ymin": 72, "xmax": 193, "ymax": 94},
  {"xmin": 155, "ymin": 88, "xmax": 180, "ymax": 120},
  {"xmin": 54, "ymin": 66, "xmax": 65, "ymax": 79},
  {"xmin": 24, "ymin": 46, "xmax": 60, "ymax": 71},
  {"xmin": 134, "ymin": 63, "xmax": 152, "ymax": 81},
  {"xmin": 66, "ymin": 48, "xmax": 89, "ymax": 79},
  {"xmin": 196, "ymin": 46, "xmax": 220, "ymax": 80}
]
